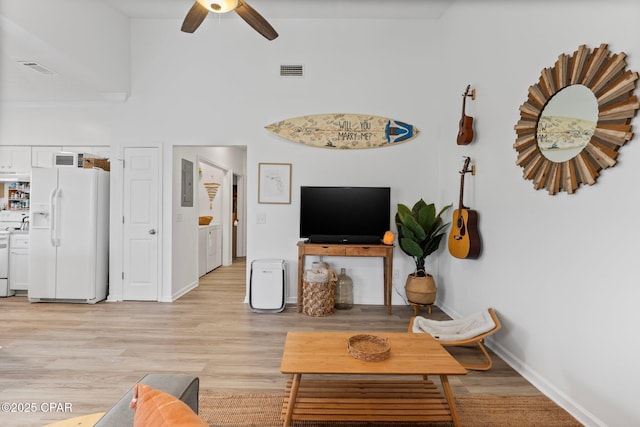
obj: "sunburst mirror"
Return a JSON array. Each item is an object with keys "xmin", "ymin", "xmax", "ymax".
[{"xmin": 514, "ymin": 43, "xmax": 639, "ymax": 195}]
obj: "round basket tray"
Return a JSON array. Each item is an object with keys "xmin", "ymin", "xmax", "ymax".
[{"xmin": 347, "ymin": 334, "xmax": 390, "ymax": 362}]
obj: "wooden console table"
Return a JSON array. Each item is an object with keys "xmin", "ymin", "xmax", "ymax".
[{"xmin": 297, "ymin": 241, "xmax": 394, "ymax": 314}]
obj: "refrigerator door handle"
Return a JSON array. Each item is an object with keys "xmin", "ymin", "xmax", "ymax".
[
  {"xmin": 49, "ymin": 188, "xmax": 57, "ymax": 246},
  {"xmin": 50, "ymin": 188, "xmax": 61, "ymax": 247}
]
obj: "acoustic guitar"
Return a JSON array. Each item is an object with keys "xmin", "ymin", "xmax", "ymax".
[
  {"xmin": 448, "ymin": 157, "xmax": 481, "ymax": 259},
  {"xmin": 457, "ymin": 85, "xmax": 474, "ymax": 145}
]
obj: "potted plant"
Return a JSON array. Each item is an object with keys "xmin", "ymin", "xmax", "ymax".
[{"xmin": 395, "ymin": 199, "xmax": 451, "ymax": 305}]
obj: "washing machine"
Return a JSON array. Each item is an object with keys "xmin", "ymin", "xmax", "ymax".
[{"xmin": 249, "ymin": 259, "xmax": 286, "ymax": 313}]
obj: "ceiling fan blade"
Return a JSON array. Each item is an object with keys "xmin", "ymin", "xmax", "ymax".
[
  {"xmin": 181, "ymin": 2, "xmax": 209, "ymax": 33},
  {"xmin": 235, "ymin": 0, "xmax": 278, "ymax": 40}
]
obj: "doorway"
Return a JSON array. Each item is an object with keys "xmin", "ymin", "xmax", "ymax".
[
  {"xmin": 232, "ymin": 173, "xmax": 246, "ymax": 260},
  {"xmin": 172, "ymin": 146, "xmax": 247, "ymax": 294}
]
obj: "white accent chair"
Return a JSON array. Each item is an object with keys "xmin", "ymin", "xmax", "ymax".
[{"xmin": 409, "ymin": 308, "xmax": 501, "ymax": 371}]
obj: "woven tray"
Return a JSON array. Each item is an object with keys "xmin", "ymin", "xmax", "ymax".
[{"xmin": 347, "ymin": 334, "xmax": 390, "ymax": 362}]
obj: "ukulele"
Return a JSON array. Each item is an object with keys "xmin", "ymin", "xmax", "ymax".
[
  {"xmin": 448, "ymin": 156, "xmax": 481, "ymax": 259},
  {"xmin": 456, "ymin": 85, "xmax": 474, "ymax": 145}
]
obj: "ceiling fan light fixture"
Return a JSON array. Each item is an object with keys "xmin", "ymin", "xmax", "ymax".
[{"xmin": 196, "ymin": 0, "xmax": 238, "ymax": 13}]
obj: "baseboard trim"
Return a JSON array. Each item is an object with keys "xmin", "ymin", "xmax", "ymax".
[
  {"xmin": 170, "ymin": 280, "xmax": 199, "ymax": 302},
  {"xmin": 437, "ymin": 302, "xmax": 603, "ymax": 427}
]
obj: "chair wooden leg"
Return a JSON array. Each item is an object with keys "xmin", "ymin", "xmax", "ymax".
[
  {"xmin": 446, "ymin": 339, "xmax": 493, "ymax": 371},
  {"xmin": 473, "ymin": 339, "xmax": 493, "ymax": 370}
]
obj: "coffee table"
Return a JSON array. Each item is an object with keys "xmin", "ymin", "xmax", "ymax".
[{"xmin": 280, "ymin": 331, "xmax": 467, "ymax": 426}]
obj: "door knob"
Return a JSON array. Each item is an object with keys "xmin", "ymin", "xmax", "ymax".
[{"xmin": 149, "ymin": 229, "xmax": 156, "ymax": 235}]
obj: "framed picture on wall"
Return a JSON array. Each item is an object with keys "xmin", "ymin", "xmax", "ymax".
[{"xmin": 258, "ymin": 163, "xmax": 292, "ymax": 204}]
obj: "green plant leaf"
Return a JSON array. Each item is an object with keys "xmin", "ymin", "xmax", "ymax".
[
  {"xmin": 399, "ymin": 237, "xmax": 423, "ymax": 258},
  {"xmin": 403, "ymin": 215, "xmax": 426, "ymax": 241},
  {"xmin": 437, "ymin": 203, "xmax": 453, "ymax": 219},
  {"xmin": 395, "ymin": 200, "xmax": 451, "ymax": 270},
  {"xmin": 417, "ymin": 202, "xmax": 436, "ymax": 231},
  {"xmin": 398, "ymin": 223, "xmax": 416, "ymax": 241}
]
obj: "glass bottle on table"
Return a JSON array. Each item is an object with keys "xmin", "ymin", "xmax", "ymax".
[{"xmin": 335, "ymin": 268, "xmax": 353, "ymax": 310}]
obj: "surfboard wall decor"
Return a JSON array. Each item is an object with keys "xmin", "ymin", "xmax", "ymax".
[{"xmin": 264, "ymin": 113, "xmax": 419, "ymax": 149}]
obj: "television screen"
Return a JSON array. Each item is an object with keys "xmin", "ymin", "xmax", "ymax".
[{"xmin": 300, "ymin": 186, "xmax": 391, "ymax": 244}]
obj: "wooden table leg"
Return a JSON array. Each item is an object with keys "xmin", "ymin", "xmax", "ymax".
[
  {"xmin": 440, "ymin": 375, "xmax": 460, "ymax": 427},
  {"xmin": 283, "ymin": 373, "xmax": 301, "ymax": 426},
  {"xmin": 384, "ymin": 251, "xmax": 393, "ymax": 314},
  {"xmin": 297, "ymin": 251, "xmax": 304, "ymax": 313}
]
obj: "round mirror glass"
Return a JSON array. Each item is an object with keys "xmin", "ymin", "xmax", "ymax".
[{"xmin": 536, "ymin": 84, "xmax": 598, "ymax": 162}]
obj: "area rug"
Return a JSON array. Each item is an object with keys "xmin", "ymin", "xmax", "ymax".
[{"xmin": 199, "ymin": 391, "xmax": 583, "ymax": 427}]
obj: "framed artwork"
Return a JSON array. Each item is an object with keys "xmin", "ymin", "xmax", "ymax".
[{"xmin": 258, "ymin": 163, "xmax": 292, "ymax": 204}]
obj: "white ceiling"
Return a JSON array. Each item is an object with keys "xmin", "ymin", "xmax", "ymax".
[
  {"xmin": 104, "ymin": 0, "xmax": 455, "ymax": 20},
  {"xmin": 0, "ymin": 0, "xmax": 455, "ymax": 103}
]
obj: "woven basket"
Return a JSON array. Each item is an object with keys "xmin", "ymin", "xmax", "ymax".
[
  {"xmin": 347, "ymin": 334, "xmax": 390, "ymax": 362},
  {"xmin": 199, "ymin": 216, "xmax": 213, "ymax": 226},
  {"xmin": 405, "ymin": 273, "xmax": 437, "ymax": 305},
  {"xmin": 302, "ymin": 270, "xmax": 337, "ymax": 317}
]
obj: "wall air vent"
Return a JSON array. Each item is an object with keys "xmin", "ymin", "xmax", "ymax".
[
  {"xmin": 280, "ymin": 65, "xmax": 304, "ymax": 77},
  {"xmin": 18, "ymin": 61, "xmax": 57, "ymax": 75}
]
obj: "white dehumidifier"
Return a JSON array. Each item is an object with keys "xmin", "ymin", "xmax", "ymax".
[{"xmin": 249, "ymin": 259, "xmax": 286, "ymax": 313}]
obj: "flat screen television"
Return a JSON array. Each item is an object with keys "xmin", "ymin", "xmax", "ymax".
[{"xmin": 300, "ymin": 186, "xmax": 391, "ymax": 244}]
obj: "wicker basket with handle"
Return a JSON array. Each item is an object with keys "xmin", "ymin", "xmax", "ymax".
[{"xmin": 302, "ymin": 267, "xmax": 337, "ymax": 317}]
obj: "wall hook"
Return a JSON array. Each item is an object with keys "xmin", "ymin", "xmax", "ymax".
[{"xmin": 466, "ymin": 88, "xmax": 476, "ymax": 100}]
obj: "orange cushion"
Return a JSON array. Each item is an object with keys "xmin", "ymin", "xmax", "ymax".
[{"xmin": 130, "ymin": 383, "xmax": 207, "ymax": 427}]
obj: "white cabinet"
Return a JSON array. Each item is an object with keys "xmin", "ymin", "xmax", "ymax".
[
  {"xmin": 62, "ymin": 146, "xmax": 111, "ymax": 158},
  {"xmin": 198, "ymin": 226, "xmax": 207, "ymax": 277},
  {"xmin": 198, "ymin": 225, "xmax": 221, "ymax": 276},
  {"xmin": 9, "ymin": 233, "xmax": 29, "ymax": 291},
  {"xmin": 0, "ymin": 146, "xmax": 31, "ymax": 173},
  {"xmin": 32, "ymin": 146, "xmax": 111, "ymax": 168},
  {"xmin": 90, "ymin": 147, "xmax": 111, "ymax": 159},
  {"xmin": 31, "ymin": 146, "xmax": 62, "ymax": 168},
  {"xmin": 206, "ymin": 225, "xmax": 222, "ymax": 272}
]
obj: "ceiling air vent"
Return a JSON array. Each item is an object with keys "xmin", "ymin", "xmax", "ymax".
[
  {"xmin": 280, "ymin": 65, "xmax": 304, "ymax": 77},
  {"xmin": 19, "ymin": 61, "xmax": 57, "ymax": 75}
]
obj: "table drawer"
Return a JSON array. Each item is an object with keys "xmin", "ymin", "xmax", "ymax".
[
  {"xmin": 345, "ymin": 246, "xmax": 389, "ymax": 256},
  {"xmin": 303, "ymin": 245, "xmax": 346, "ymax": 256}
]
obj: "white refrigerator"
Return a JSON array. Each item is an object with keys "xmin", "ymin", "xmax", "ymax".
[{"xmin": 28, "ymin": 167, "xmax": 109, "ymax": 303}]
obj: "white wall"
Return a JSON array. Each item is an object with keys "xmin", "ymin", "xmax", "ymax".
[
  {"xmin": 435, "ymin": 1, "xmax": 640, "ymax": 426},
  {"xmin": 1, "ymin": 1, "xmax": 640, "ymax": 425},
  {"xmin": 115, "ymin": 16, "xmax": 443, "ymax": 306},
  {"xmin": 197, "ymin": 162, "xmax": 224, "ymax": 223}
]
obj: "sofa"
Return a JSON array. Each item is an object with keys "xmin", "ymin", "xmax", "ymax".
[{"xmin": 94, "ymin": 373, "xmax": 200, "ymax": 426}]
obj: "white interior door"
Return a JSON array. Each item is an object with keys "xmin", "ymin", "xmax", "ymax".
[{"xmin": 123, "ymin": 147, "xmax": 160, "ymax": 300}]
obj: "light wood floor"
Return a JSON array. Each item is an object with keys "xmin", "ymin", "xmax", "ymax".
[{"xmin": 0, "ymin": 258, "xmax": 540, "ymax": 426}]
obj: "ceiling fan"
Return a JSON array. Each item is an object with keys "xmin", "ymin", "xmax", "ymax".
[{"xmin": 181, "ymin": 0, "xmax": 278, "ymax": 40}]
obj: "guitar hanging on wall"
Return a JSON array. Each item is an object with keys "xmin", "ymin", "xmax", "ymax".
[
  {"xmin": 456, "ymin": 85, "xmax": 475, "ymax": 145},
  {"xmin": 448, "ymin": 156, "xmax": 481, "ymax": 259}
]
